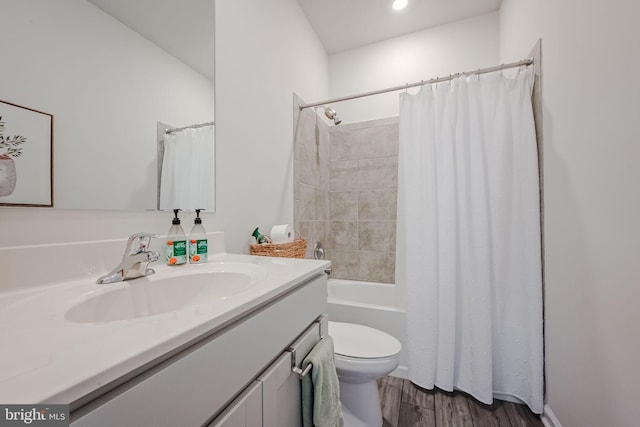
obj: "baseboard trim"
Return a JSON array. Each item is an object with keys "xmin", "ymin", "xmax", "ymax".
[{"xmin": 541, "ymin": 404, "xmax": 562, "ymax": 427}]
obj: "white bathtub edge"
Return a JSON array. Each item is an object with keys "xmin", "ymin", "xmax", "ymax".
[{"xmin": 327, "ymin": 297, "xmax": 404, "ymax": 313}]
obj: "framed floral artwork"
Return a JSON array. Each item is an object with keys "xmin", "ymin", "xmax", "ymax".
[{"xmin": 0, "ymin": 100, "xmax": 53, "ymax": 207}]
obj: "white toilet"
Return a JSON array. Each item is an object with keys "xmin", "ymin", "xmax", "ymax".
[{"xmin": 328, "ymin": 321, "xmax": 402, "ymax": 427}]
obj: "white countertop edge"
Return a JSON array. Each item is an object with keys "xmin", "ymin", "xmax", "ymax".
[{"xmin": 0, "ymin": 253, "xmax": 331, "ymax": 405}]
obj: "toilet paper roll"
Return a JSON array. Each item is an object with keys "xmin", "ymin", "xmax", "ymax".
[{"xmin": 270, "ymin": 224, "xmax": 294, "ymax": 244}]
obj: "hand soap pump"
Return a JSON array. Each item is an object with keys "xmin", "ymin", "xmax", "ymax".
[
  {"xmin": 189, "ymin": 209, "xmax": 208, "ymax": 264},
  {"xmin": 166, "ymin": 209, "xmax": 187, "ymax": 265}
]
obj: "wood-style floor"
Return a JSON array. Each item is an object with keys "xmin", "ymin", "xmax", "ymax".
[{"xmin": 377, "ymin": 376, "xmax": 544, "ymax": 427}]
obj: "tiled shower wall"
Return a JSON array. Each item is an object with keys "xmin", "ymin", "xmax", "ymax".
[
  {"xmin": 294, "ymin": 105, "xmax": 399, "ymax": 284},
  {"xmin": 294, "ymin": 104, "xmax": 330, "ymax": 260},
  {"xmin": 325, "ymin": 118, "xmax": 399, "ymax": 283}
]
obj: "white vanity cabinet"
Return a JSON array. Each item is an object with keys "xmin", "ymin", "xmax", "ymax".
[
  {"xmin": 70, "ymin": 274, "xmax": 327, "ymax": 427},
  {"xmin": 208, "ymin": 381, "xmax": 262, "ymax": 427},
  {"xmin": 258, "ymin": 320, "xmax": 325, "ymax": 427},
  {"xmin": 209, "ymin": 321, "xmax": 325, "ymax": 427}
]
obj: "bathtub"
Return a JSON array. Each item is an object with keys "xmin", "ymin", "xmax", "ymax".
[{"xmin": 326, "ymin": 279, "xmax": 408, "ymax": 379}]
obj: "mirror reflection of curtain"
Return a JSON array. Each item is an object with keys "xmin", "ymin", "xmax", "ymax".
[{"xmin": 159, "ymin": 125, "xmax": 214, "ymax": 211}]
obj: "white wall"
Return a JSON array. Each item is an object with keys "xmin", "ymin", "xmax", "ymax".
[
  {"xmin": 0, "ymin": 0, "xmax": 214, "ymax": 211},
  {"xmin": 328, "ymin": 12, "xmax": 499, "ymax": 124},
  {"xmin": 500, "ymin": 1, "xmax": 640, "ymax": 426},
  {"xmin": 0, "ymin": 0, "xmax": 327, "ymax": 255},
  {"xmin": 214, "ymin": 0, "xmax": 328, "ymax": 253}
]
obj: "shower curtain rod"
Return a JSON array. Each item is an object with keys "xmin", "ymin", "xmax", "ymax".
[
  {"xmin": 165, "ymin": 121, "xmax": 215, "ymax": 134},
  {"xmin": 299, "ymin": 58, "xmax": 534, "ymax": 110}
]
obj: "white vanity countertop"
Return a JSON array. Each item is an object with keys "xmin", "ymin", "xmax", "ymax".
[{"xmin": 0, "ymin": 253, "xmax": 330, "ymax": 405}]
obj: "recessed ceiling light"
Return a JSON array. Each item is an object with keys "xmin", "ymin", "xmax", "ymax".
[{"xmin": 392, "ymin": 0, "xmax": 408, "ymax": 11}]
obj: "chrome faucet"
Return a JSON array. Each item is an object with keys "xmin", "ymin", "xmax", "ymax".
[{"xmin": 97, "ymin": 233, "xmax": 160, "ymax": 284}]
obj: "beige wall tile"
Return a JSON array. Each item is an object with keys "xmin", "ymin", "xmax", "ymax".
[
  {"xmin": 315, "ymin": 187, "xmax": 329, "ymax": 221},
  {"xmin": 330, "ymin": 191, "xmax": 358, "ymax": 220},
  {"xmin": 389, "ymin": 189, "xmax": 398, "ymax": 220},
  {"xmin": 358, "ymin": 157, "xmax": 398, "ymax": 189},
  {"xmin": 327, "ymin": 221, "xmax": 358, "ymax": 250},
  {"xmin": 330, "ymin": 160, "xmax": 359, "ymax": 191},
  {"xmin": 326, "ymin": 249, "xmax": 359, "ymax": 280},
  {"xmin": 315, "ymin": 220, "xmax": 330, "ymax": 251},
  {"xmin": 298, "ymin": 221, "xmax": 328, "ymax": 259},
  {"xmin": 358, "ymin": 251, "xmax": 395, "ymax": 283},
  {"xmin": 330, "ymin": 131, "xmax": 359, "ymax": 162},
  {"xmin": 356, "ymin": 124, "xmax": 399, "ymax": 159},
  {"xmin": 389, "ymin": 221, "xmax": 396, "ymax": 252},
  {"xmin": 359, "ymin": 221, "xmax": 394, "ymax": 251},
  {"xmin": 296, "ymin": 116, "xmax": 399, "ymax": 283},
  {"xmin": 319, "ymin": 122, "xmax": 330, "ymax": 188},
  {"xmin": 294, "ymin": 108, "xmax": 316, "ymax": 162},
  {"xmin": 297, "ymin": 183, "xmax": 316, "ymax": 221},
  {"xmin": 299, "ymin": 145, "xmax": 321, "ymax": 187},
  {"xmin": 358, "ymin": 189, "xmax": 398, "ymax": 220}
]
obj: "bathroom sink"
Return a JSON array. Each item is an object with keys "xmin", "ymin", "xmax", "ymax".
[{"xmin": 65, "ymin": 263, "xmax": 268, "ymax": 323}]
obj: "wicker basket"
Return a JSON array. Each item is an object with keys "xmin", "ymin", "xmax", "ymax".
[{"xmin": 250, "ymin": 237, "xmax": 307, "ymax": 258}]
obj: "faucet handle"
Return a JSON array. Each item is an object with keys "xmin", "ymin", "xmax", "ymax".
[
  {"xmin": 125, "ymin": 232, "xmax": 159, "ymax": 256},
  {"xmin": 147, "ymin": 251, "xmax": 160, "ymax": 263}
]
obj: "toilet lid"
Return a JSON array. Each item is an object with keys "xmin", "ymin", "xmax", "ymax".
[{"xmin": 328, "ymin": 321, "xmax": 401, "ymax": 359}]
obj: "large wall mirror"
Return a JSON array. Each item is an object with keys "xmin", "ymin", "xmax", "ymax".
[{"xmin": 1, "ymin": 0, "xmax": 215, "ymax": 211}]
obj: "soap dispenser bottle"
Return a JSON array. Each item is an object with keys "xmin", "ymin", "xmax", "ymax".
[
  {"xmin": 189, "ymin": 209, "xmax": 208, "ymax": 264},
  {"xmin": 166, "ymin": 209, "xmax": 187, "ymax": 266}
]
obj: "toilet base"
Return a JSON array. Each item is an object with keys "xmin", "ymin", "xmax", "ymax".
[{"xmin": 339, "ymin": 379, "xmax": 383, "ymax": 427}]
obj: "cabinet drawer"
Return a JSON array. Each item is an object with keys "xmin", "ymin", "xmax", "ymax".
[
  {"xmin": 71, "ymin": 275, "xmax": 327, "ymax": 427},
  {"xmin": 207, "ymin": 381, "xmax": 262, "ymax": 427},
  {"xmin": 259, "ymin": 319, "xmax": 326, "ymax": 427}
]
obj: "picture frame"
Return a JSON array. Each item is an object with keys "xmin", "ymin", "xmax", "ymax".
[{"xmin": 0, "ymin": 100, "xmax": 53, "ymax": 207}]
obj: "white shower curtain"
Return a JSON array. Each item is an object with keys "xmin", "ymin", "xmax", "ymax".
[
  {"xmin": 160, "ymin": 125, "xmax": 215, "ymax": 211},
  {"xmin": 396, "ymin": 67, "xmax": 543, "ymax": 413}
]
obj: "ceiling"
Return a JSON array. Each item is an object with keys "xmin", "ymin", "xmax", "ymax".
[
  {"xmin": 86, "ymin": 0, "xmax": 500, "ymax": 81},
  {"xmin": 87, "ymin": 0, "xmax": 214, "ymax": 81},
  {"xmin": 298, "ymin": 0, "xmax": 502, "ymax": 53}
]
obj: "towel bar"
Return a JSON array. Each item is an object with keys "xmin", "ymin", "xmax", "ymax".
[
  {"xmin": 288, "ymin": 314, "xmax": 328, "ymax": 379},
  {"xmin": 293, "ymin": 363, "xmax": 313, "ymax": 378}
]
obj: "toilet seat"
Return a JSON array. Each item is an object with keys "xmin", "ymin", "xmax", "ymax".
[
  {"xmin": 333, "ymin": 352, "xmax": 400, "ymax": 383},
  {"xmin": 334, "ymin": 352, "xmax": 399, "ymax": 364},
  {"xmin": 328, "ymin": 321, "xmax": 402, "ymax": 427},
  {"xmin": 328, "ymin": 321, "xmax": 401, "ymax": 359}
]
